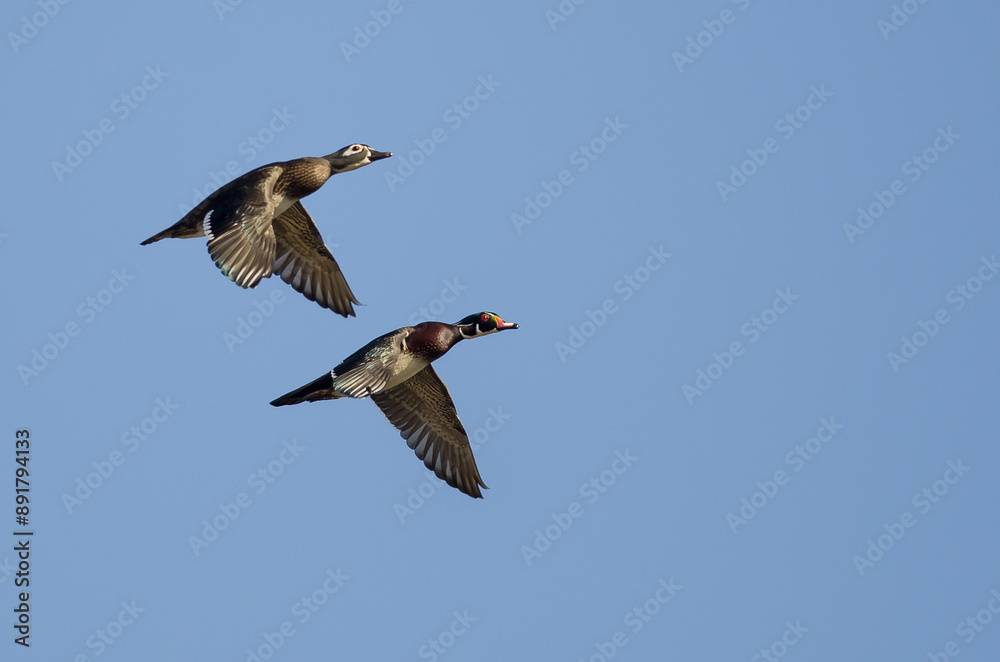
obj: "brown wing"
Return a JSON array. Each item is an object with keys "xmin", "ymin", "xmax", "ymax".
[
  {"xmin": 270, "ymin": 328, "xmax": 409, "ymax": 406},
  {"xmin": 371, "ymin": 366, "xmax": 487, "ymax": 498},
  {"xmin": 271, "ymin": 201, "xmax": 360, "ymax": 317},
  {"xmin": 203, "ymin": 166, "xmax": 280, "ymax": 288}
]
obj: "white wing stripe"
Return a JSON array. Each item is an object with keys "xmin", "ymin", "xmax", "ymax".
[{"xmin": 203, "ymin": 209, "xmax": 215, "ymax": 240}]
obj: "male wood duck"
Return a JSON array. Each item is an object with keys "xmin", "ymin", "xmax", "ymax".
[
  {"xmin": 270, "ymin": 312, "xmax": 519, "ymax": 498},
  {"xmin": 141, "ymin": 144, "xmax": 392, "ymax": 317}
]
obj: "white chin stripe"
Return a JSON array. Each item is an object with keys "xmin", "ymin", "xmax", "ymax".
[{"xmin": 202, "ymin": 209, "xmax": 215, "ymax": 240}]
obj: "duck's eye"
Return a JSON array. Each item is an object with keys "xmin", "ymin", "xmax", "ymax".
[
  {"xmin": 352, "ymin": 145, "xmax": 363, "ymax": 152},
  {"xmin": 480, "ymin": 314, "xmax": 490, "ymax": 322}
]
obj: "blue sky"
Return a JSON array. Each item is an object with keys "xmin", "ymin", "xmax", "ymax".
[{"xmin": 3, "ymin": 1, "xmax": 1000, "ymax": 660}]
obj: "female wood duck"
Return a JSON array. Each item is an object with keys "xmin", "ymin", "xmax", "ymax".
[
  {"xmin": 141, "ymin": 144, "xmax": 391, "ymax": 317},
  {"xmin": 270, "ymin": 312, "xmax": 519, "ymax": 498}
]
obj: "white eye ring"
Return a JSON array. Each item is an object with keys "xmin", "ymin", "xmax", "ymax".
[{"xmin": 352, "ymin": 145, "xmax": 363, "ymax": 152}]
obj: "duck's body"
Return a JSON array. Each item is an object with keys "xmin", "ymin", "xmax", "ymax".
[
  {"xmin": 271, "ymin": 313, "xmax": 519, "ymax": 498},
  {"xmin": 142, "ymin": 144, "xmax": 391, "ymax": 317}
]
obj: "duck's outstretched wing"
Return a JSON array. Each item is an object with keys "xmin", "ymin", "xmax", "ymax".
[
  {"xmin": 371, "ymin": 365, "xmax": 486, "ymax": 499},
  {"xmin": 272, "ymin": 201, "xmax": 360, "ymax": 317},
  {"xmin": 270, "ymin": 328, "xmax": 409, "ymax": 405},
  {"xmin": 202, "ymin": 166, "xmax": 281, "ymax": 288}
]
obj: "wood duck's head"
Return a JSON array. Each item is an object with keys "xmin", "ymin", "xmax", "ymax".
[
  {"xmin": 455, "ymin": 312, "xmax": 519, "ymax": 339},
  {"xmin": 323, "ymin": 144, "xmax": 392, "ymax": 174}
]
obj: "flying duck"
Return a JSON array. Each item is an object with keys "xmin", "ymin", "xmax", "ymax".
[
  {"xmin": 141, "ymin": 144, "xmax": 392, "ymax": 317},
  {"xmin": 270, "ymin": 312, "xmax": 519, "ymax": 498}
]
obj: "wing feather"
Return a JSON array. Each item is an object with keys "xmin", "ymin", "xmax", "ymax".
[
  {"xmin": 327, "ymin": 329, "xmax": 408, "ymax": 399},
  {"xmin": 371, "ymin": 366, "xmax": 486, "ymax": 498},
  {"xmin": 272, "ymin": 201, "xmax": 360, "ymax": 317},
  {"xmin": 203, "ymin": 167, "xmax": 281, "ymax": 288}
]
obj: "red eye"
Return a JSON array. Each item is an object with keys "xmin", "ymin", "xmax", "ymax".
[{"xmin": 481, "ymin": 314, "xmax": 489, "ymax": 322}]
